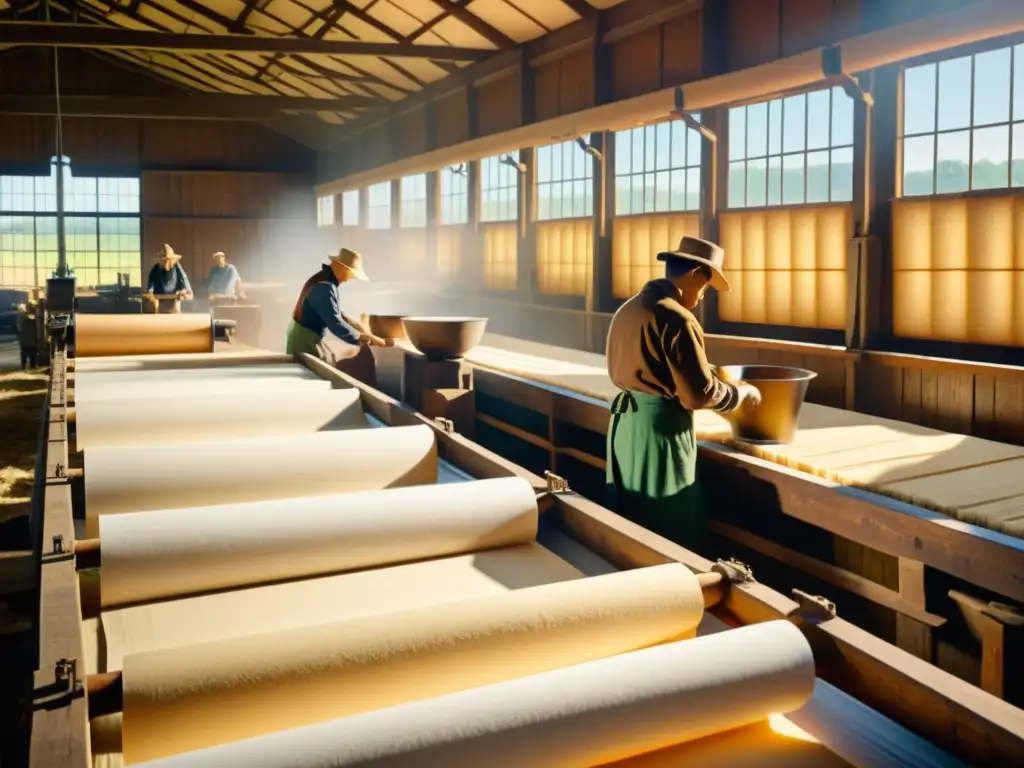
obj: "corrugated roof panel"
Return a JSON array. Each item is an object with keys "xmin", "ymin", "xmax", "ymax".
[
  {"xmin": 247, "ymin": 10, "xmax": 296, "ymax": 35},
  {"xmin": 342, "ymin": 55, "xmax": 422, "ymax": 90},
  {"xmin": 262, "ymin": 0, "xmax": 317, "ymax": 29},
  {"xmin": 335, "ymin": 14, "xmax": 396, "ymax": 43},
  {"xmin": 511, "ymin": 0, "xmax": 581, "ymax": 29},
  {"xmin": 429, "ymin": 16, "xmax": 497, "ymax": 49},
  {"xmin": 388, "ymin": 57, "xmax": 454, "ymax": 84},
  {"xmin": 151, "ymin": 0, "xmax": 225, "ymax": 32},
  {"xmin": 275, "ymin": 70, "xmax": 338, "ymax": 98},
  {"xmin": 138, "ymin": 4, "xmax": 211, "ymax": 34},
  {"xmin": 367, "ymin": 1, "xmax": 426, "ymax": 37},
  {"xmin": 466, "ymin": 0, "xmax": 545, "ymax": 43}
]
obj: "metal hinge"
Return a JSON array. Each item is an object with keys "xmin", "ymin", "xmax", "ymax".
[
  {"xmin": 53, "ymin": 462, "xmax": 66, "ymax": 479},
  {"xmin": 52, "ymin": 534, "xmax": 65, "ymax": 555},
  {"xmin": 433, "ymin": 417, "xmax": 454, "ymax": 434},
  {"xmin": 544, "ymin": 471, "xmax": 570, "ymax": 493},
  {"xmin": 55, "ymin": 658, "xmax": 80, "ymax": 693},
  {"xmin": 792, "ymin": 589, "xmax": 837, "ymax": 623},
  {"xmin": 711, "ymin": 558, "xmax": 755, "ymax": 584}
]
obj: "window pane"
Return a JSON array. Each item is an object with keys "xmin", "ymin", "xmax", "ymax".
[
  {"xmin": 728, "ymin": 107, "xmax": 746, "ymax": 161},
  {"xmin": 746, "ymin": 102, "xmax": 768, "ymax": 158},
  {"xmin": 937, "ymin": 55, "xmax": 971, "ymax": 132},
  {"xmin": 935, "ymin": 130, "xmax": 970, "ymax": 193},
  {"xmin": 1014, "ymin": 44, "xmax": 1024, "ymax": 121},
  {"xmin": 806, "ymin": 151, "xmax": 830, "ymax": 203},
  {"xmin": 971, "ymin": 124, "xmax": 1009, "ymax": 190},
  {"xmin": 806, "ymin": 90, "xmax": 831, "ymax": 150},
  {"xmin": 782, "ymin": 95, "xmax": 806, "ymax": 153},
  {"xmin": 782, "ymin": 154, "xmax": 805, "ymax": 204},
  {"xmin": 973, "ymin": 47, "xmax": 1010, "ymax": 126},
  {"xmin": 903, "ymin": 64, "xmax": 937, "ymax": 135},
  {"xmin": 746, "ymin": 159, "xmax": 767, "ymax": 207},
  {"xmin": 1013, "ymin": 123, "xmax": 1024, "ymax": 187},
  {"xmin": 902, "ymin": 135, "xmax": 935, "ymax": 196}
]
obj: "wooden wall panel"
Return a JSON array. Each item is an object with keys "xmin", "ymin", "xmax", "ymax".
[
  {"xmin": 390, "ymin": 106, "xmax": 428, "ymax": 158},
  {"xmin": 435, "ymin": 89, "xmax": 469, "ymax": 147},
  {"xmin": 142, "ymin": 171, "xmax": 313, "ymax": 219},
  {"xmin": 0, "ymin": 116, "xmax": 54, "ymax": 166},
  {"xmin": 610, "ymin": 26, "xmax": 663, "ymax": 101},
  {"xmin": 661, "ymin": 11, "xmax": 704, "ymax": 86},
  {"xmin": 727, "ymin": 0, "xmax": 782, "ymax": 70},
  {"xmin": 0, "ymin": 48, "xmax": 176, "ymax": 97},
  {"xmin": 474, "ymin": 73, "xmax": 522, "ymax": 137},
  {"xmin": 533, "ymin": 49, "xmax": 596, "ymax": 122},
  {"xmin": 140, "ymin": 121, "xmax": 312, "ymax": 171},
  {"xmin": 61, "ymin": 118, "xmax": 141, "ymax": 168}
]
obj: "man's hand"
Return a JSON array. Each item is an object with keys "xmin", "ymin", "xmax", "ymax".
[
  {"xmin": 737, "ymin": 383, "xmax": 762, "ymax": 407},
  {"xmin": 359, "ymin": 332, "xmax": 388, "ymax": 347}
]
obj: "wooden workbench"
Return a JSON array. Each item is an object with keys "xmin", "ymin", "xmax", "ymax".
[{"xmin": 461, "ymin": 335, "xmax": 1024, "ymax": 538}]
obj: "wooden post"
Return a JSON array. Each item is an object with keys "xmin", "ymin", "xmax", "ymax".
[
  {"xmin": 590, "ymin": 130, "xmax": 613, "ymax": 351},
  {"xmin": 949, "ymin": 589, "xmax": 1024, "ymax": 701},
  {"xmin": 896, "ymin": 557, "xmax": 933, "ymax": 661}
]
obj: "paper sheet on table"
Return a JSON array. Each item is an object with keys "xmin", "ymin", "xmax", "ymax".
[
  {"xmin": 121, "ymin": 563, "xmax": 706, "ymax": 763},
  {"xmin": 72, "ymin": 351, "xmax": 290, "ymax": 374},
  {"xmin": 84, "ymin": 425, "xmax": 438, "ymax": 536},
  {"xmin": 134, "ymin": 621, "xmax": 815, "ymax": 768},
  {"xmin": 75, "ymin": 314, "xmax": 213, "ymax": 358},
  {"xmin": 100, "ymin": 477, "xmax": 540, "ymax": 607}
]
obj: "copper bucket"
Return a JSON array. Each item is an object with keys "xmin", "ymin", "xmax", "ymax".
[
  {"xmin": 402, "ymin": 317, "xmax": 488, "ymax": 360},
  {"xmin": 718, "ymin": 365, "xmax": 817, "ymax": 444},
  {"xmin": 368, "ymin": 315, "xmax": 407, "ymax": 340}
]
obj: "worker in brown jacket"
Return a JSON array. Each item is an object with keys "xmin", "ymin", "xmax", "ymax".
[{"xmin": 604, "ymin": 236, "xmax": 761, "ymax": 552}]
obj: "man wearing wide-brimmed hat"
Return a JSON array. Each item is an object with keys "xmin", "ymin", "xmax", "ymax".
[
  {"xmin": 207, "ymin": 251, "xmax": 246, "ymax": 301},
  {"xmin": 604, "ymin": 236, "xmax": 761, "ymax": 553},
  {"xmin": 286, "ymin": 247, "xmax": 388, "ymax": 360},
  {"xmin": 143, "ymin": 244, "xmax": 193, "ymax": 314}
]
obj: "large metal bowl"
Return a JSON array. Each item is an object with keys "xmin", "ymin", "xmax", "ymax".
[
  {"xmin": 402, "ymin": 316, "xmax": 488, "ymax": 360},
  {"xmin": 718, "ymin": 365, "xmax": 817, "ymax": 445},
  {"xmin": 368, "ymin": 314, "xmax": 407, "ymax": 340}
]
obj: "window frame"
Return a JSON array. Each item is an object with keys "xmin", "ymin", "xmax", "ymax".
[
  {"xmin": 535, "ymin": 140, "xmax": 594, "ymax": 222},
  {"xmin": 316, "ymin": 195, "xmax": 335, "ymax": 227},
  {"xmin": 440, "ymin": 165, "xmax": 469, "ymax": 226},
  {"xmin": 340, "ymin": 189, "xmax": 360, "ymax": 227},
  {"xmin": 366, "ymin": 181, "xmax": 392, "ymax": 230},
  {"xmin": 480, "ymin": 154, "xmax": 520, "ymax": 223},
  {"xmin": 613, "ymin": 118, "xmax": 704, "ymax": 217},
  {"xmin": 399, "ymin": 173, "xmax": 428, "ymax": 228}
]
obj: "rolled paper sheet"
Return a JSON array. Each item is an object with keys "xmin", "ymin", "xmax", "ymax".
[
  {"xmin": 121, "ymin": 563, "xmax": 707, "ymax": 764},
  {"xmin": 75, "ymin": 314, "xmax": 214, "ymax": 357},
  {"xmin": 75, "ymin": 387, "xmax": 367, "ymax": 451},
  {"xmin": 72, "ymin": 375, "xmax": 332, "ymax": 403},
  {"xmin": 133, "ymin": 620, "xmax": 816, "ymax": 768},
  {"xmin": 72, "ymin": 363, "xmax": 326, "ymax": 401},
  {"xmin": 99, "ymin": 477, "xmax": 540, "ymax": 607},
  {"xmin": 83, "ymin": 425, "xmax": 438, "ymax": 537},
  {"xmin": 71, "ymin": 351, "xmax": 291, "ymax": 374},
  {"xmin": 101, "ymin": 544, "xmax": 583, "ymax": 670}
]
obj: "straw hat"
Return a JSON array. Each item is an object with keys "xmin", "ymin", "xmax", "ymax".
[
  {"xmin": 328, "ymin": 247, "xmax": 369, "ymax": 281},
  {"xmin": 160, "ymin": 244, "xmax": 182, "ymax": 261},
  {"xmin": 657, "ymin": 236, "xmax": 730, "ymax": 292},
  {"xmin": 212, "ymin": 251, "xmax": 226, "ymax": 260}
]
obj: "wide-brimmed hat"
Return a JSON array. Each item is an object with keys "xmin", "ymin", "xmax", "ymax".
[
  {"xmin": 212, "ymin": 251, "xmax": 226, "ymax": 260},
  {"xmin": 328, "ymin": 247, "xmax": 369, "ymax": 281},
  {"xmin": 160, "ymin": 244, "xmax": 182, "ymax": 261},
  {"xmin": 657, "ymin": 236, "xmax": 729, "ymax": 292}
]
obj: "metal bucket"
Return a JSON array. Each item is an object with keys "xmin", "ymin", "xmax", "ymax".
[
  {"xmin": 402, "ymin": 317, "xmax": 488, "ymax": 360},
  {"xmin": 718, "ymin": 365, "xmax": 817, "ymax": 445},
  {"xmin": 368, "ymin": 315, "xmax": 407, "ymax": 340}
]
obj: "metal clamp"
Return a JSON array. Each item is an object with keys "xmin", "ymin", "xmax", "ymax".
[
  {"xmin": 544, "ymin": 471, "xmax": 570, "ymax": 494},
  {"xmin": 821, "ymin": 46, "xmax": 874, "ymax": 107},
  {"xmin": 52, "ymin": 534, "xmax": 65, "ymax": 555},
  {"xmin": 670, "ymin": 86, "xmax": 718, "ymax": 143},
  {"xmin": 55, "ymin": 658, "xmax": 80, "ymax": 693},
  {"xmin": 53, "ymin": 462, "xmax": 66, "ymax": 479},
  {"xmin": 791, "ymin": 589, "xmax": 837, "ymax": 623},
  {"xmin": 433, "ymin": 417, "xmax": 454, "ymax": 434},
  {"xmin": 711, "ymin": 558, "xmax": 755, "ymax": 584}
]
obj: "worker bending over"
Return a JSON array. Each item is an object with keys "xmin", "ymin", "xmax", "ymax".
[
  {"xmin": 15, "ymin": 291, "xmax": 40, "ymax": 369},
  {"xmin": 208, "ymin": 251, "xmax": 246, "ymax": 301},
  {"xmin": 605, "ymin": 236, "xmax": 761, "ymax": 552},
  {"xmin": 286, "ymin": 247, "xmax": 388, "ymax": 361},
  {"xmin": 143, "ymin": 244, "xmax": 193, "ymax": 313}
]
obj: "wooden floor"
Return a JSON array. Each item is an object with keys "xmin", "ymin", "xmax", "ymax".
[{"xmin": 459, "ymin": 335, "xmax": 1024, "ymax": 537}]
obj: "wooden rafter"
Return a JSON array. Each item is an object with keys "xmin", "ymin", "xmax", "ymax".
[
  {"xmin": 432, "ymin": 0, "xmax": 515, "ymax": 48},
  {"xmin": 560, "ymin": 0, "xmax": 597, "ymax": 19},
  {"xmin": 0, "ymin": 21, "xmax": 494, "ymax": 59}
]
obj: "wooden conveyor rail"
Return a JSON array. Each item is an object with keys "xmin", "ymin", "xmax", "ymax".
[{"xmin": 23, "ymin": 348, "xmax": 1024, "ymax": 768}]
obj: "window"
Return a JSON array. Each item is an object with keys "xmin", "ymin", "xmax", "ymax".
[
  {"xmin": 0, "ymin": 158, "xmax": 141, "ymax": 288},
  {"xmin": 367, "ymin": 182, "xmax": 392, "ymax": 230},
  {"xmin": 341, "ymin": 190, "xmax": 359, "ymax": 227},
  {"xmin": 537, "ymin": 140, "xmax": 593, "ymax": 220},
  {"xmin": 317, "ymin": 195, "xmax": 335, "ymax": 226},
  {"xmin": 400, "ymin": 173, "xmax": 427, "ymax": 228},
  {"xmin": 615, "ymin": 119, "xmax": 702, "ymax": 215},
  {"xmin": 901, "ymin": 43, "xmax": 1024, "ymax": 196},
  {"xmin": 481, "ymin": 155, "xmax": 518, "ymax": 222},
  {"xmin": 440, "ymin": 166, "xmax": 468, "ymax": 225},
  {"xmin": 727, "ymin": 87, "xmax": 854, "ymax": 208}
]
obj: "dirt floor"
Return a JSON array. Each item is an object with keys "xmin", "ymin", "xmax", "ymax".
[{"xmin": 0, "ymin": 337, "xmax": 46, "ymax": 551}]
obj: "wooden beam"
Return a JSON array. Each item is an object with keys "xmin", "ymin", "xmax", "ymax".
[
  {"xmin": 560, "ymin": 0, "xmax": 598, "ymax": 19},
  {"xmin": 0, "ymin": 93, "xmax": 380, "ymax": 119},
  {"xmin": 431, "ymin": 0, "xmax": 515, "ymax": 49},
  {"xmin": 0, "ymin": 21, "xmax": 493, "ymax": 59}
]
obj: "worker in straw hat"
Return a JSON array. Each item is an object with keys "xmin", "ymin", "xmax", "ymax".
[
  {"xmin": 604, "ymin": 236, "xmax": 761, "ymax": 553},
  {"xmin": 143, "ymin": 244, "xmax": 193, "ymax": 314},
  {"xmin": 286, "ymin": 247, "xmax": 389, "ymax": 360},
  {"xmin": 207, "ymin": 251, "xmax": 246, "ymax": 302}
]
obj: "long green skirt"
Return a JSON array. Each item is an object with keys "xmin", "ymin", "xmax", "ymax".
[{"xmin": 605, "ymin": 390, "xmax": 708, "ymax": 553}]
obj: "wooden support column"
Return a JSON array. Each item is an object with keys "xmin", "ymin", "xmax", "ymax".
[
  {"xmin": 896, "ymin": 558, "xmax": 933, "ymax": 661},
  {"xmin": 872, "ymin": 64, "xmax": 900, "ymax": 347},
  {"xmin": 426, "ymin": 170, "xmax": 440, "ymax": 281},
  {"xmin": 466, "ymin": 159, "xmax": 483, "ymax": 288},
  {"xmin": 357, "ymin": 187, "xmax": 369, "ymax": 230},
  {"xmin": 696, "ymin": 0, "xmax": 728, "ymax": 332},
  {"xmin": 590, "ymin": 131, "xmax": 613, "ymax": 325},
  {"xmin": 517, "ymin": 146, "xmax": 536, "ymax": 300}
]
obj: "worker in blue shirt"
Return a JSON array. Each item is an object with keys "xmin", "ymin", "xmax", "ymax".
[
  {"xmin": 207, "ymin": 251, "xmax": 246, "ymax": 301},
  {"xmin": 143, "ymin": 244, "xmax": 193, "ymax": 313},
  {"xmin": 286, "ymin": 247, "xmax": 389, "ymax": 359}
]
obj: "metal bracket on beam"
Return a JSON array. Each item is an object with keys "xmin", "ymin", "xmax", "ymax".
[
  {"xmin": 544, "ymin": 471, "xmax": 570, "ymax": 494},
  {"xmin": 791, "ymin": 589, "xmax": 837, "ymax": 623},
  {"xmin": 54, "ymin": 658, "xmax": 81, "ymax": 694},
  {"xmin": 500, "ymin": 154, "xmax": 527, "ymax": 174},
  {"xmin": 822, "ymin": 46, "xmax": 874, "ymax": 107},
  {"xmin": 711, "ymin": 558, "xmax": 755, "ymax": 584},
  {"xmin": 433, "ymin": 417, "xmax": 454, "ymax": 434},
  {"xmin": 670, "ymin": 87, "xmax": 717, "ymax": 142},
  {"xmin": 575, "ymin": 136, "xmax": 603, "ymax": 162}
]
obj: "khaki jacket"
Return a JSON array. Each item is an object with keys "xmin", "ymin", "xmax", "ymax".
[{"xmin": 605, "ymin": 279, "xmax": 739, "ymax": 413}]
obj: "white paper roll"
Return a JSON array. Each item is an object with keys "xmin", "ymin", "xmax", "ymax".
[
  {"xmin": 73, "ymin": 363, "xmax": 324, "ymax": 399},
  {"xmin": 75, "ymin": 376, "xmax": 332, "ymax": 403},
  {"xmin": 135, "ymin": 621, "xmax": 816, "ymax": 768},
  {"xmin": 84, "ymin": 426, "xmax": 438, "ymax": 536},
  {"xmin": 121, "ymin": 564, "xmax": 708, "ymax": 763},
  {"xmin": 99, "ymin": 477, "xmax": 540, "ymax": 607},
  {"xmin": 76, "ymin": 388, "xmax": 367, "ymax": 451}
]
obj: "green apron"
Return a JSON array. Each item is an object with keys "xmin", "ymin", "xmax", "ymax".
[
  {"xmin": 285, "ymin": 319, "xmax": 321, "ymax": 357},
  {"xmin": 606, "ymin": 390, "xmax": 708, "ymax": 553}
]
